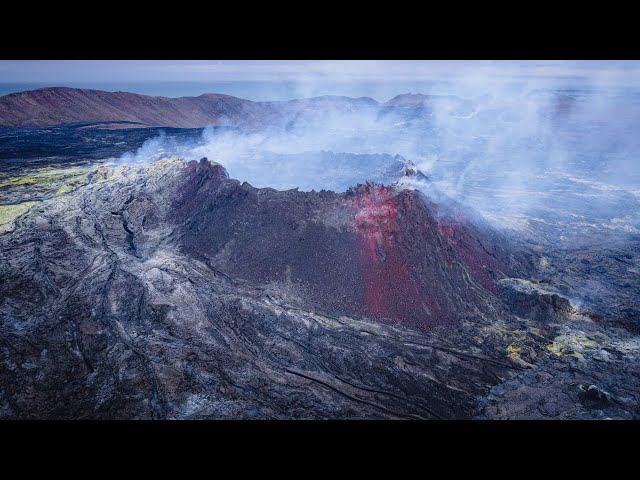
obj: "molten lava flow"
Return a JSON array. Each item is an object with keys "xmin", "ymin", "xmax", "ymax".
[{"xmin": 346, "ymin": 185, "xmax": 437, "ymax": 329}]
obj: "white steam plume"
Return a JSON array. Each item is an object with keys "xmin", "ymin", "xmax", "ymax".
[{"xmin": 115, "ymin": 61, "xmax": 640, "ymax": 240}]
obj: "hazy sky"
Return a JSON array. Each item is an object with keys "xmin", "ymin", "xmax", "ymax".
[
  {"xmin": 1, "ymin": 60, "xmax": 638, "ymax": 100},
  {"xmin": 2, "ymin": 60, "xmax": 639, "ymax": 82}
]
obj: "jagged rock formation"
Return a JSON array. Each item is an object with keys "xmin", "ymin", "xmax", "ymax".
[
  {"xmin": 498, "ymin": 278, "xmax": 575, "ymax": 323},
  {"xmin": 1, "ymin": 158, "xmax": 638, "ymax": 419}
]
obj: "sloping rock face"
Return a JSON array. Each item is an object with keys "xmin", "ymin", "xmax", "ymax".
[
  {"xmin": 0, "ymin": 157, "xmax": 532, "ymax": 419},
  {"xmin": 172, "ymin": 160, "xmax": 518, "ymax": 331}
]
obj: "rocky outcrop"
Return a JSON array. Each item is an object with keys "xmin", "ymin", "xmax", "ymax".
[
  {"xmin": 498, "ymin": 278, "xmax": 575, "ymax": 322},
  {"xmin": 475, "ymin": 319, "xmax": 640, "ymax": 419}
]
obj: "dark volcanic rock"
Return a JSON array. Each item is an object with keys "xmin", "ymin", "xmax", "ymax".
[
  {"xmin": 0, "ymin": 157, "xmax": 534, "ymax": 419},
  {"xmin": 2, "ymin": 157, "xmax": 638, "ymax": 420},
  {"xmin": 498, "ymin": 278, "xmax": 575, "ymax": 322},
  {"xmin": 475, "ymin": 320, "xmax": 640, "ymax": 419},
  {"xmin": 173, "ymin": 167, "xmax": 515, "ymax": 331}
]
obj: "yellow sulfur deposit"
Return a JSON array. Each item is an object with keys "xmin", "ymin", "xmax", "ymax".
[
  {"xmin": 0, "ymin": 202, "xmax": 37, "ymax": 234},
  {"xmin": 546, "ymin": 333, "xmax": 594, "ymax": 359}
]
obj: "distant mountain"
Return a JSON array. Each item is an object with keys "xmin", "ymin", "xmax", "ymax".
[
  {"xmin": 8, "ymin": 88, "xmax": 605, "ymax": 131},
  {"xmin": 0, "ymin": 87, "xmax": 271, "ymax": 128},
  {"xmin": 385, "ymin": 93, "xmax": 475, "ymax": 116},
  {"xmin": 0, "ymin": 87, "xmax": 492, "ymax": 130},
  {"xmin": 0, "ymin": 87, "xmax": 383, "ymax": 129}
]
